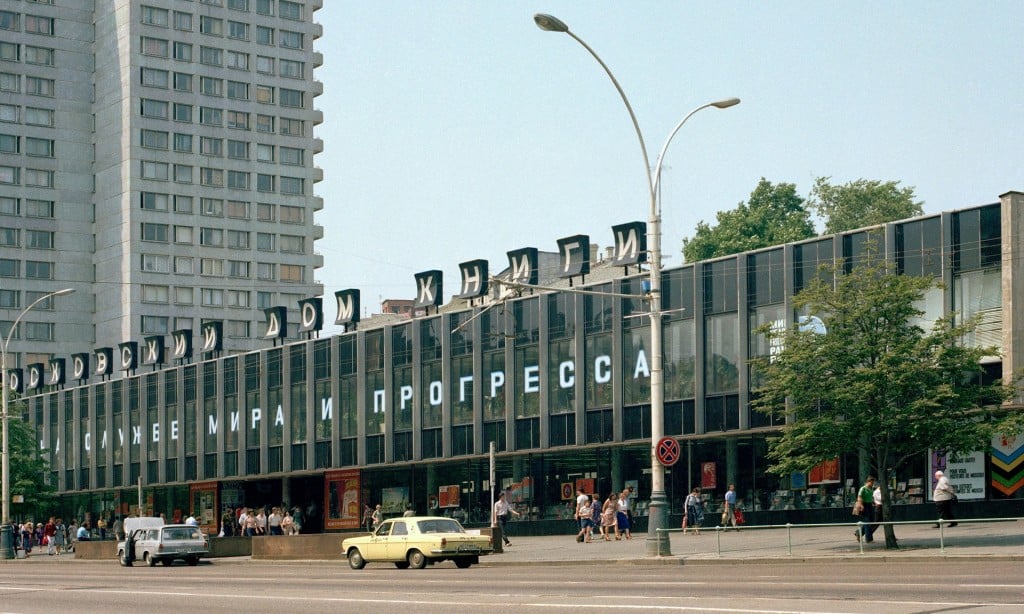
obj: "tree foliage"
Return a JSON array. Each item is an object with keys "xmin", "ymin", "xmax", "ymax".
[
  {"xmin": 752, "ymin": 260, "xmax": 1022, "ymax": 548},
  {"xmin": 809, "ymin": 177, "xmax": 924, "ymax": 235},
  {"xmin": 682, "ymin": 178, "xmax": 815, "ymax": 263},
  {"xmin": 2, "ymin": 405, "xmax": 55, "ymax": 521}
]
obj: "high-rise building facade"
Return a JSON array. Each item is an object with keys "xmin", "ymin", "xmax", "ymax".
[{"xmin": 1, "ymin": 0, "xmax": 324, "ymax": 371}]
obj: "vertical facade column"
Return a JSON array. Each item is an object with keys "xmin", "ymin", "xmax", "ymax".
[
  {"xmin": 725, "ymin": 438, "xmax": 739, "ymax": 489},
  {"xmin": 1001, "ymin": 191, "xmax": 1024, "ymax": 405}
]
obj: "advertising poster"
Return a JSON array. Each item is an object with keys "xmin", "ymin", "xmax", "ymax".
[
  {"xmin": 808, "ymin": 458, "xmax": 840, "ymax": 484},
  {"xmin": 382, "ymin": 486, "xmax": 409, "ymax": 514},
  {"xmin": 438, "ymin": 485, "xmax": 461, "ymax": 508},
  {"xmin": 930, "ymin": 449, "xmax": 986, "ymax": 500},
  {"xmin": 701, "ymin": 462, "xmax": 717, "ymax": 489},
  {"xmin": 575, "ymin": 477, "xmax": 595, "ymax": 495},
  {"xmin": 507, "ymin": 476, "xmax": 532, "ymax": 503},
  {"xmin": 188, "ymin": 481, "xmax": 218, "ymax": 535},
  {"xmin": 324, "ymin": 469, "xmax": 361, "ymax": 530}
]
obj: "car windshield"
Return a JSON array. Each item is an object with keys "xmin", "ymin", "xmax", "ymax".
[
  {"xmin": 416, "ymin": 519, "xmax": 464, "ymax": 534},
  {"xmin": 163, "ymin": 527, "xmax": 202, "ymax": 540}
]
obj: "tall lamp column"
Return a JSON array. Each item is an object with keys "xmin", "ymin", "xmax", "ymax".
[
  {"xmin": 1, "ymin": 287, "xmax": 74, "ymax": 559},
  {"xmin": 534, "ymin": 13, "xmax": 738, "ymax": 556}
]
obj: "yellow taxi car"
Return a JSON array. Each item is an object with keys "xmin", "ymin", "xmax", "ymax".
[{"xmin": 341, "ymin": 516, "xmax": 493, "ymax": 569}]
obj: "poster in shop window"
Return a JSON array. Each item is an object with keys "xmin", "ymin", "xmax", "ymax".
[
  {"xmin": 324, "ymin": 469, "xmax": 361, "ymax": 530},
  {"xmin": 438, "ymin": 485, "xmax": 461, "ymax": 508},
  {"xmin": 930, "ymin": 449, "xmax": 985, "ymax": 500},
  {"xmin": 808, "ymin": 458, "xmax": 840, "ymax": 484},
  {"xmin": 701, "ymin": 462, "xmax": 717, "ymax": 489}
]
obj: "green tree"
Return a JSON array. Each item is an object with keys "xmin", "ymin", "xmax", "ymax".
[
  {"xmin": 2, "ymin": 405, "xmax": 55, "ymax": 521},
  {"xmin": 682, "ymin": 178, "xmax": 815, "ymax": 262},
  {"xmin": 752, "ymin": 260, "xmax": 1021, "ymax": 549},
  {"xmin": 809, "ymin": 177, "xmax": 924, "ymax": 234}
]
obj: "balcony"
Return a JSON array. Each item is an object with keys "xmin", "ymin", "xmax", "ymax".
[
  {"xmin": 311, "ymin": 109, "xmax": 324, "ymax": 125},
  {"xmin": 313, "ymin": 225, "xmax": 324, "ymax": 240},
  {"xmin": 312, "ymin": 138, "xmax": 324, "ymax": 154},
  {"xmin": 312, "ymin": 196, "xmax": 323, "ymax": 212},
  {"xmin": 312, "ymin": 167, "xmax": 324, "ymax": 183},
  {"xmin": 311, "ymin": 80, "xmax": 324, "ymax": 96},
  {"xmin": 313, "ymin": 252, "xmax": 324, "ymax": 269},
  {"xmin": 312, "ymin": 51, "xmax": 323, "ymax": 68},
  {"xmin": 312, "ymin": 22, "xmax": 323, "ymax": 40},
  {"xmin": 310, "ymin": 0, "xmax": 323, "ymax": 9}
]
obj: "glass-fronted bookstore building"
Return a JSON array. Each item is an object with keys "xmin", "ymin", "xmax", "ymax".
[{"xmin": 14, "ymin": 192, "xmax": 1024, "ymax": 534}]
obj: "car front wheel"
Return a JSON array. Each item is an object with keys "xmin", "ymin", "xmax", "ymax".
[
  {"xmin": 454, "ymin": 558, "xmax": 472, "ymax": 568},
  {"xmin": 118, "ymin": 550, "xmax": 132, "ymax": 567},
  {"xmin": 407, "ymin": 550, "xmax": 427, "ymax": 570},
  {"xmin": 145, "ymin": 553, "xmax": 157, "ymax": 567},
  {"xmin": 347, "ymin": 548, "xmax": 366, "ymax": 570}
]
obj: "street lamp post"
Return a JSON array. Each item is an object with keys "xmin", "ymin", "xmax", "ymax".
[
  {"xmin": 1, "ymin": 287, "xmax": 74, "ymax": 559},
  {"xmin": 534, "ymin": 13, "xmax": 739, "ymax": 556}
]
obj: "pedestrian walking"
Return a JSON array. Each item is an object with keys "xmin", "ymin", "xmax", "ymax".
[
  {"xmin": 683, "ymin": 488, "xmax": 704, "ymax": 535},
  {"xmin": 854, "ymin": 476, "xmax": 876, "ymax": 542},
  {"xmin": 932, "ymin": 470, "xmax": 958, "ymax": 527},
  {"xmin": 722, "ymin": 484, "xmax": 738, "ymax": 530},
  {"xmin": 493, "ymin": 492, "xmax": 519, "ymax": 546}
]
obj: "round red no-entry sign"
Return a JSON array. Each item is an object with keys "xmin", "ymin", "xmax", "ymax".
[{"xmin": 656, "ymin": 436, "xmax": 680, "ymax": 466}]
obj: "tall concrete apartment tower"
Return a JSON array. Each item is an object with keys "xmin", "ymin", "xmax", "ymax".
[{"xmin": 1, "ymin": 0, "xmax": 325, "ymax": 374}]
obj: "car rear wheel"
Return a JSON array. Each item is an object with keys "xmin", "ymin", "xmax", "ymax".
[
  {"xmin": 347, "ymin": 548, "xmax": 366, "ymax": 570},
  {"xmin": 407, "ymin": 550, "xmax": 426, "ymax": 570},
  {"xmin": 454, "ymin": 558, "xmax": 472, "ymax": 569},
  {"xmin": 145, "ymin": 553, "xmax": 157, "ymax": 567},
  {"xmin": 394, "ymin": 561, "xmax": 410, "ymax": 569}
]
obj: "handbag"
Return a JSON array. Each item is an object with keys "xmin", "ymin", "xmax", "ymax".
[{"xmin": 852, "ymin": 500, "xmax": 864, "ymax": 516}]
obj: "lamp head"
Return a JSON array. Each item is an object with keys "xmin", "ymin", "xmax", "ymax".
[
  {"xmin": 534, "ymin": 13, "xmax": 569, "ymax": 33},
  {"xmin": 712, "ymin": 97, "xmax": 741, "ymax": 109},
  {"xmin": 53, "ymin": 288, "xmax": 74, "ymax": 297}
]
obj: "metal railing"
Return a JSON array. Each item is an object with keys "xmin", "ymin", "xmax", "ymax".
[{"xmin": 655, "ymin": 516, "xmax": 1024, "ymax": 557}]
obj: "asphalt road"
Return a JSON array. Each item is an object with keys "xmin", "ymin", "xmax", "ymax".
[{"xmin": 1, "ymin": 559, "xmax": 1022, "ymax": 613}]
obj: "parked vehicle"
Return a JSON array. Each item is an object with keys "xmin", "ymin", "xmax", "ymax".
[
  {"xmin": 117, "ymin": 520, "xmax": 208, "ymax": 567},
  {"xmin": 341, "ymin": 516, "xmax": 493, "ymax": 570}
]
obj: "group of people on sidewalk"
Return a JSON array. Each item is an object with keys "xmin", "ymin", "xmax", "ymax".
[
  {"xmin": 572, "ymin": 487, "xmax": 636, "ymax": 543},
  {"xmin": 853, "ymin": 471, "xmax": 959, "ymax": 544},
  {"xmin": 7, "ymin": 517, "xmax": 92, "ymax": 557},
  {"xmin": 681, "ymin": 484, "xmax": 741, "ymax": 535}
]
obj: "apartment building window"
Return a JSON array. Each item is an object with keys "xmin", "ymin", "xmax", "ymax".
[
  {"xmin": 280, "ymin": 147, "xmax": 303, "ymax": 166},
  {"xmin": 202, "ymin": 288, "xmax": 224, "ymax": 306},
  {"xmin": 0, "ymin": 42, "xmax": 18, "ymax": 62},
  {"xmin": 255, "ymin": 85, "xmax": 274, "ymax": 104},
  {"xmin": 25, "ymin": 137, "xmax": 54, "ymax": 158},
  {"xmin": 26, "ymin": 230, "xmax": 52, "ymax": 249},
  {"xmin": 0, "ymin": 134, "xmax": 17, "ymax": 153},
  {"xmin": 200, "ymin": 107, "xmax": 223, "ymax": 126},
  {"xmin": 142, "ymin": 223, "xmax": 169, "ymax": 243},
  {"xmin": 257, "ymin": 263, "xmax": 275, "ymax": 280},
  {"xmin": 0, "ymin": 228, "xmax": 17, "ymax": 247},
  {"xmin": 173, "ymin": 103, "xmax": 192, "ymax": 122},
  {"xmin": 174, "ymin": 195, "xmax": 193, "ymax": 213},
  {"xmin": 174, "ymin": 133, "xmax": 192, "ymax": 153},
  {"xmin": 141, "ymin": 37, "xmax": 169, "ymax": 57},
  {"xmin": 0, "ymin": 11, "xmax": 19, "ymax": 31},
  {"xmin": 178, "ymin": 225, "xmax": 196, "ymax": 245},
  {"xmin": 201, "ymin": 258, "xmax": 224, "ymax": 277},
  {"xmin": 201, "ymin": 198, "xmax": 223, "ymax": 217},
  {"xmin": 279, "ymin": 88, "xmax": 303, "ymax": 108},
  {"xmin": 0, "ymin": 259, "xmax": 18, "ymax": 277},
  {"xmin": 280, "ymin": 176, "xmax": 303, "ymax": 195},
  {"xmin": 256, "ymin": 174, "xmax": 275, "ymax": 192},
  {"xmin": 141, "ymin": 6, "xmax": 170, "ymax": 27},
  {"xmin": 226, "ymin": 200, "xmax": 249, "ymax": 219},
  {"xmin": 225, "ymin": 320, "xmax": 249, "ymax": 338},
  {"xmin": 256, "ymin": 233, "xmax": 276, "ymax": 251},
  {"xmin": 141, "ymin": 99, "xmax": 168, "ymax": 119},
  {"xmin": 226, "ymin": 111, "xmax": 249, "ymax": 130},
  {"xmin": 256, "ymin": 56, "xmax": 274, "ymax": 74},
  {"xmin": 227, "ymin": 140, "xmax": 248, "ymax": 159},
  {"xmin": 26, "ymin": 76, "xmax": 54, "ymax": 97},
  {"xmin": 227, "ymin": 170, "xmax": 249, "ymax": 189},
  {"xmin": 0, "ymin": 166, "xmax": 19, "ymax": 184},
  {"xmin": 226, "ymin": 289, "xmax": 249, "ymax": 307},
  {"xmin": 141, "ymin": 192, "xmax": 169, "ymax": 211},
  {"xmin": 201, "ymin": 0, "xmax": 225, "ymax": 5},
  {"xmin": 0, "ymin": 104, "xmax": 18, "ymax": 123},
  {"xmin": 226, "ymin": 81, "xmax": 248, "ymax": 100},
  {"xmin": 25, "ymin": 260, "xmax": 53, "ymax": 279},
  {"xmin": 172, "ymin": 72, "xmax": 192, "ymax": 92},
  {"xmin": 25, "ymin": 107, "xmax": 53, "ymax": 127},
  {"xmin": 228, "ymin": 21, "xmax": 249, "ymax": 40},
  {"xmin": 256, "ymin": 0, "xmax": 274, "ymax": 16},
  {"xmin": 141, "ymin": 316, "xmax": 169, "ymax": 334},
  {"xmin": 174, "ymin": 164, "xmax": 193, "ymax": 183},
  {"xmin": 25, "ymin": 200, "xmax": 52, "ymax": 218},
  {"xmin": 200, "ymin": 17, "xmax": 224, "ymax": 36},
  {"xmin": 256, "ymin": 114, "xmax": 274, "ymax": 133},
  {"xmin": 141, "ymin": 67, "xmax": 169, "ymax": 88},
  {"xmin": 174, "ymin": 11, "xmax": 192, "ymax": 31},
  {"xmin": 25, "ymin": 15, "xmax": 54, "ymax": 36},
  {"xmin": 280, "ymin": 205, "xmax": 303, "ymax": 224},
  {"xmin": 141, "ymin": 254, "xmax": 170, "ymax": 273},
  {"xmin": 25, "ymin": 322, "xmax": 54, "ymax": 341},
  {"xmin": 200, "ymin": 227, "xmax": 224, "ymax": 247},
  {"xmin": 200, "ymin": 46, "xmax": 223, "ymax": 66},
  {"xmin": 141, "ymin": 160, "xmax": 169, "ymax": 180},
  {"xmin": 229, "ymin": 0, "xmax": 250, "ymax": 11},
  {"xmin": 279, "ymin": 59, "xmax": 304, "ymax": 79},
  {"xmin": 140, "ymin": 130, "xmax": 168, "ymax": 150},
  {"xmin": 173, "ymin": 42, "xmax": 192, "ymax": 61},
  {"xmin": 226, "ymin": 50, "xmax": 249, "ymax": 70},
  {"xmin": 279, "ymin": 1, "xmax": 303, "ymax": 20},
  {"xmin": 200, "ymin": 77, "xmax": 223, "ymax": 97},
  {"xmin": 25, "ymin": 46, "xmax": 54, "ymax": 66},
  {"xmin": 280, "ymin": 235, "xmax": 303, "ymax": 253},
  {"xmin": 256, "ymin": 26, "xmax": 274, "ymax": 46},
  {"xmin": 257, "ymin": 203, "xmax": 275, "ymax": 221},
  {"xmin": 227, "ymin": 260, "xmax": 250, "ymax": 278},
  {"xmin": 175, "ymin": 287, "xmax": 193, "ymax": 304},
  {"xmin": 174, "ymin": 257, "xmax": 193, "ymax": 274},
  {"xmin": 227, "ymin": 230, "xmax": 249, "ymax": 249},
  {"xmin": 0, "ymin": 197, "xmax": 18, "ymax": 216},
  {"xmin": 24, "ymin": 169, "xmax": 53, "ymax": 187},
  {"xmin": 200, "ymin": 136, "xmax": 223, "ymax": 156},
  {"xmin": 200, "ymin": 168, "xmax": 224, "ymax": 187},
  {"xmin": 279, "ymin": 117, "xmax": 303, "ymax": 136},
  {"xmin": 279, "ymin": 30, "xmax": 303, "ymax": 49},
  {"xmin": 0, "ymin": 73, "xmax": 20, "ymax": 93},
  {"xmin": 256, "ymin": 144, "xmax": 274, "ymax": 162},
  {"xmin": 0, "ymin": 290, "xmax": 18, "ymax": 309},
  {"xmin": 257, "ymin": 292, "xmax": 273, "ymax": 309},
  {"xmin": 142, "ymin": 285, "xmax": 169, "ymax": 304},
  {"xmin": 280, "ymin": 265, "xmax": 302, "ymax": 283}
]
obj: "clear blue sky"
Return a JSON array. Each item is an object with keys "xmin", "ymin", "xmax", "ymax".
[{"xmin": 314, "ymin": 1, "xmax": 1023, "ymax": 320}]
